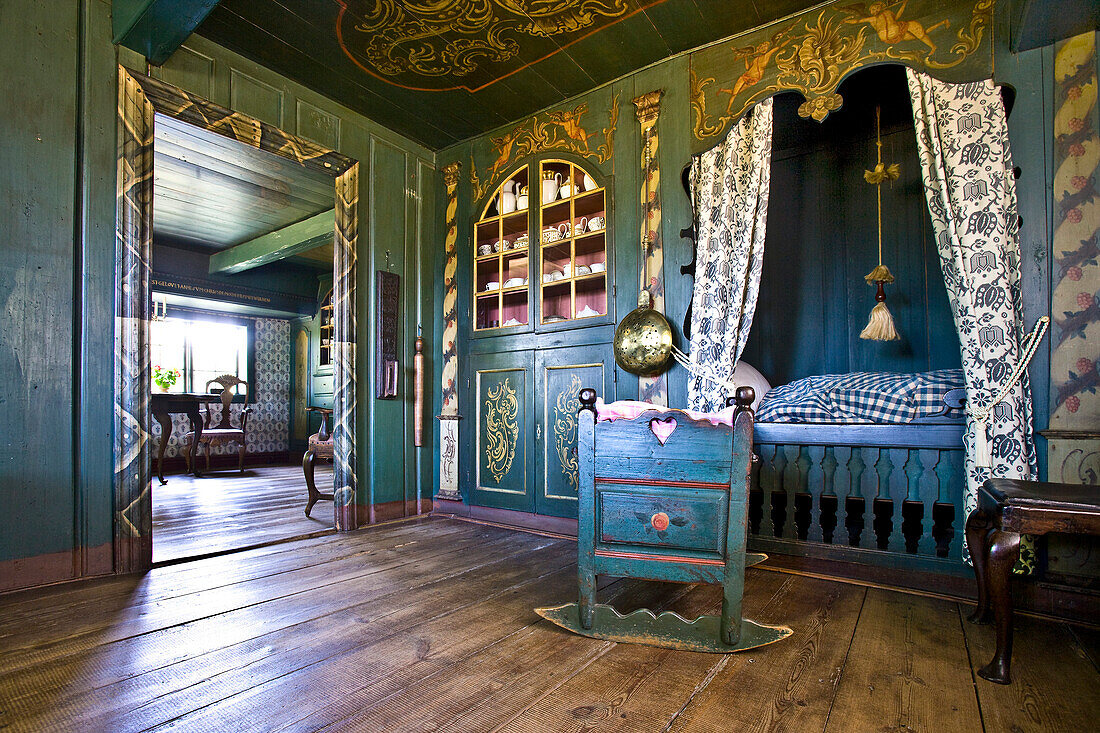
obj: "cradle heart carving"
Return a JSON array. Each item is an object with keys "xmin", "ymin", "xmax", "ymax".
[
  {"xmin": 649, "ymin": 417, "xmax": 677, "ymax": 445},
  {"xmin": 484, "ymin": 378, "xmax": 519, "ymax": 483}
]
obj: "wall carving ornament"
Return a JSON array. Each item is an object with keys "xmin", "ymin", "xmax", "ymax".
[
  {"xmin": 690, "ymin": 0, "xmax": 994, "ymax": 150},
  {"xmin": 1047, "ymin": 32, "xmax": 1100, "ymax": 486},
  {"xmin": 484, "ymin": 378, "xmax": 520, "ymax": 483},
  {"xmin": 470, "ymin": 93, "xmax": 619, "ymax": 205},
  {"xmin": 337, "ymin": 0, "xmax": 632, "ymax": 91},
  {"xmin": 438, "ymin": 162, "xmax": 463, "ymax": 501}
]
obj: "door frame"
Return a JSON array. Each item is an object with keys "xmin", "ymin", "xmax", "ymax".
[{"xmin": 114, "ymin": 66, "xmax": 360, "ymax": 574}]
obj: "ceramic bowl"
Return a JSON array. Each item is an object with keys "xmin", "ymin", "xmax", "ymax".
[
  {"xmin": 587, "ymin": 216, "xmax": 605, "ymax": 231},
  {"xmin": 485, "ymin": 281, "xmax": 500, "ymax": 291},
  {"xmin": 503, "ymin": 277, "xmax": 524, "ymax": 288},
  {"xmin": 575, "ymin": 265, "xmax": 592, "ymax": 276},
  {"xmin": 591, "ymin": 261, "xmax": 606, "ymax": 273},
  {"xmin": 549, "ymin": 270, "xmax": 565, "ymax": 282},
  {"xmin": 544, "ymin": 315, "xmax": 567, "ymax": 323},
  {"xmin": 478, "ymin": 243, "xmax": 493, "ymax": 256}
]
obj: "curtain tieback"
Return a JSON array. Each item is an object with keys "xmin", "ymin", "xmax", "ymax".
[{"xmin": 967, "ymin": 316, "xmax": 1049, "ymax": 467}]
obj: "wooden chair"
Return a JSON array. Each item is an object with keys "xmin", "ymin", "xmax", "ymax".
[
  {"xmin": 966, "ymin": 478, "xmax": 1100, "ymax": 684},
  {"xmin": 181, "ymin": 375, "xmax": 252, "ymax": 473},
  {"xmin": 303, "ymin": 406, "xmax": 334, "ymax": 517}
]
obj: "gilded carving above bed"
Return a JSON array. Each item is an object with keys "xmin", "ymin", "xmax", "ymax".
[
  {"xmin": 690, "ymin": 0, "xmax": 994, "ymax": 149},
  {"xmin": 337, "ymin": 0, "xmax": 632, "ymax": 92}
]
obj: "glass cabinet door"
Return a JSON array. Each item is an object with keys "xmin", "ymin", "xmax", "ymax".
[
  {"xmin": 473, "ymin": 166, "xmax": 530, "ymax": 331},
  {"xmin": 537, "ymin": 160, "xmax": 607, "ymax": 325}
]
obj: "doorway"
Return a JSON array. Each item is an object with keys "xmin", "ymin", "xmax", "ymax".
[{"xmin": 115, "ymin": 67, "xmax": 360, "ymax": 572}]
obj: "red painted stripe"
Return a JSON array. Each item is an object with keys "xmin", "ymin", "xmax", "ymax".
[
  {"xmin": 595, "ymin": 549, "xmax": 725, "ymax": 566},
  {"xmin": 595, "ymin": 476, "xmax": 730, "ymax": 491}
]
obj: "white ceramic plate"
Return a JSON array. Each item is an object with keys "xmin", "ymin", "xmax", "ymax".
[{"xmin": 503, "ymin": 277, "xmax": 524, "ymax": 288}]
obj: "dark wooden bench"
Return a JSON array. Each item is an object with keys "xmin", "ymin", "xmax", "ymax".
[{"xmin": 965, "ymin": 478, "xmax": 1100, "ymax": 684}]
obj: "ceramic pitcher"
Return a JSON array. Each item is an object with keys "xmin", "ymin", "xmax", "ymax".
[
  {"xmin": 541, "ymin": 171, "xmax": 562, "ymax": 205},
  {"xmin": 499, "ymin": 180, "xmax": 517, "ymax": 214}
]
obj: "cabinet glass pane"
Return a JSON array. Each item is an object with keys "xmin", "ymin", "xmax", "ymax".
[
  {"xmin": 474, "ymin": 166, "xmax": 529, "ymax": 331},
  {"xmin": 538, "ymin": 160, "xmax": 606, "ymax": 324}
]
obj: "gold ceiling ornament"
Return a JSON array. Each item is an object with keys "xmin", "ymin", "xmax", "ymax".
[
  {"xmin": 339, "ymin": 0, "xmax": 629, "ymax": 90},
  {"xmin": 475, "ymin": 93, "xmax": 618, "ymax": 203},
  {"xmin": 484, "ymin": 377, "xmax": 519, "ymax": 483},
  {"xmin": 859, "ymin": 105, "xmax": 902, "ymax": 342},
  {"xmin": 553, "ymin": 375, "xmax": 583, "ymax": 489},
  {"xmin": 692, "ymin": 0, "xmax": 993, "ymax": 140}
]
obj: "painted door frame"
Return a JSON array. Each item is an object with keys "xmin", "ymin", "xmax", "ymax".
[{"xmin": 114, "ymin": 66, "xmax": 360, "ymax": 574}]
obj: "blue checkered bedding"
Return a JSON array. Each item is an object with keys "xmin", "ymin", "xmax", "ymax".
[{"xmin": 756, "ymin": 369, "xmax": 965, "ymax": 424}]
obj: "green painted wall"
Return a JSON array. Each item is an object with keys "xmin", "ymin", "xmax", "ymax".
[{"xmin": 0, "ymin": 2, "xmax": 437, "ymax": 591}]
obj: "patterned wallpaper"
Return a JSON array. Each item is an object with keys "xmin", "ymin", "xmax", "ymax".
[{"xmin": 155, "ymin": 318, "xmax": 291, "ymax": 459}]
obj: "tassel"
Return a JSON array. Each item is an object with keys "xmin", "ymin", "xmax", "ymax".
[
  {"xmin": 864, "ymin": 264, "xmax": 895, "ymax": 285},
  {"xmin": 860, "ymin": 282, "xmax": 901, "ymax": 341}
]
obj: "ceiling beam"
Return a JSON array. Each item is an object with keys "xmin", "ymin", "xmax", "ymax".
[
  {"xmin": 208, "ymin": 209, "xmax": 334, "ymax": 275},
  {"xmin": 113, "ymin": 0, "xmax": 222, "ymax": 65}
]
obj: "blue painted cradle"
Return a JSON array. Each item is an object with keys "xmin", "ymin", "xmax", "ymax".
[{"xmin": 536, "ymin": 387, "xmax": 791, "ymax": 652}]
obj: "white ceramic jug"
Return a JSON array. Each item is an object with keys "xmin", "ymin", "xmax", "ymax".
[
  {"xmin": 499, "ymin": 180, "xmax": 517, "ymax": 214},
  {"xmin": 541, "ymin": 171, "xmax": 562, "ymax": 205}
]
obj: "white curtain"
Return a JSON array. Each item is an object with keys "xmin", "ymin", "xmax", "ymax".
[
  {"xmin": 687, "ymin": 98, "xmax": 774, "ymax": 412},
  {"xmin": 906, "ymin": 69, "xmax": 1037, "ymax": 524}
]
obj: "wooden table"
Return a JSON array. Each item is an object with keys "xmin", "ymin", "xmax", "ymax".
[
  {"xmin": 151, "ymin": 392, "xmax": 218, "ymax": 484},
  {"xmin": 966, "ymin": 478, "xmax": 1100, "ymax": 684}
]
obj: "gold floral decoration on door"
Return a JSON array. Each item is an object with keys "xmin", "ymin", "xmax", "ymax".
[
  {"xmin": 553, "ymin": 375, "xmax": 583, "ymax": 490},
  {"xmin": 484, "ymin": 378, "xmax": 519, "ymax": 482}
]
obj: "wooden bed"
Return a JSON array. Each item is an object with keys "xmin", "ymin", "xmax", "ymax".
[{"xmin": 749, "ymin": 388, "xmax": 968, "ymax": 575}]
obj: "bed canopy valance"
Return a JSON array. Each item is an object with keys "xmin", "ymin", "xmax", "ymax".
[{"xmin": 688, "ymin": 0, "xmax": 997, "ymax": 155}]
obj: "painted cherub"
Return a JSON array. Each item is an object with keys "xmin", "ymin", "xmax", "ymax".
[
  {"xmin": 547, "ymin": 104, "xmax": 594, "ymax": 154},
  {"xmin": 843, "ymin": 1, "xmax": 948, "ymax": 54},
  {"xmin": 488, "ymin": 124, "xmax": 523, "ymax": 179},
  {"xmin": 723, "ymin": 40, "xmax": 781, "ymax": 103}
]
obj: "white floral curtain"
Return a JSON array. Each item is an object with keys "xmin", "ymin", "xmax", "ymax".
[
  {"xmin": 687, "ymin": 98, "xmax": 774, "ymax": 412},
  {"xmin": 906, "ymin": 69, "xmax": 1038, "ymax": 524}
]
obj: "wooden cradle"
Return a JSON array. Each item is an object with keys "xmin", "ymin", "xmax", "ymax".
[{"xmin": 536, "ymin": 387, "xmax": 791, "ymax": 652}]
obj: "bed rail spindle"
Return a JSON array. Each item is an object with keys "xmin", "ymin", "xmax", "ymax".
[
  {"xmin": 759, "ymin": 445, "xmax": 777, "ymax": 538},
  {"xmin": 806, "ymin": 446, "xmax": 825, "ymax": 543},
  {"xmin": 834, "ymin": 446, "xmax": 853, "ymax": 546},
  {"xmin": 915, "ymin": 449, "xmax": 937, "ymax": 556}
]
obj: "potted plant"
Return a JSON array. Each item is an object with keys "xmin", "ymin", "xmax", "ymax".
[{"xmin": 153, "ymin": 365, "xmax": 181, "ymax": 393}]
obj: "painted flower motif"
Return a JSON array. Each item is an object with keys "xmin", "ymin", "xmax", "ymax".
[
  {"xmin": 1067, "ymin": 208, "xmax": 1083, "ymax": 224},
  {"xmin": 1070, "ymin": 117, "xmax": 1085, "ymax": 132},
  {"xmin": 1076, "ymin": 357, "xmax": 1095, "ymax": 374},
  {"xmin": 1078, "ymin": 292, "xmax": 1095, "ymax": 310},
  {"xmin": 1067, "ymin": 86, "xmax": 1082, "ymax": 100},
  {"xmin": 1065, "ymin": 394, "xmax": 1080, "ymax": 413},
  {"xmin": 1071, "ymin": 175, "xmax": 1089, "ymax": 190},
  {"xmin": 1067, "ymin": 266, "xmax": 1083, "ymax": 281},
  {"xmin": 1069, "ymin": 143, "xmax": 1086, "ymax": 157}
]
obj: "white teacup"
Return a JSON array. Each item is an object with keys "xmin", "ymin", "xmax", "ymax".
[
  {"xmin": 587, "ymin": 216, "xmax": 605, "ymax": 231},
  {"xmin": 559, "ymin": 183, "xmax": 573, "ymax": 198},
  {"xmin": 541, "ymin": 223, "xmax": 570, "ymax": 243},
  {"xmin": 573, "ymin": 218, "xmax": 587, "ymax": 236},
  {"xmin": 485, "ymin": 281, "xmax": 499, "ymax": 291},
  {"xmin": 478, "ymin": 243, "xmax": 492, "ymax": 256}
]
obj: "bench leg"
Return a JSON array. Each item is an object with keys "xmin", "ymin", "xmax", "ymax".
[
  {"xmin": 578, "ymin": 567, "xmax": 596, "ymax": 630},
  {"xmin": 965, "ymin": 508, "xmax": 994, "ymax": 624},
  {"xmin": 978, "ymin": 529, "xmax": 1021, "ymax": 685}
]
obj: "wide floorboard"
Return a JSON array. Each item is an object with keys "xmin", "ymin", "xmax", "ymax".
[
  {"xmin": 0, "ymin": 517, "xmax": 1096, "ymax": 732},
  {"xmin": 153, "ymin": 464, "xmax": 335, "ymax": 563}
]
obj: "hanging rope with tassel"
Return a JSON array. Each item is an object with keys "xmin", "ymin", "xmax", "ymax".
[{"xmin": 860, "ymin": 106, "xmax": 902, "ymax": 342}]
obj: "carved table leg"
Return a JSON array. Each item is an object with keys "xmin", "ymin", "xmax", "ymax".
[
  {"xmin": 187, "ymin": 403, "xmax": 204, "ymax": 478},
  {"xmin": 153, "ymin": 407, "xmax": 172, "ymax": 485},
  {"xmin": 304, "ymin": 449, "xmax": 319, "ymax": 517},
  {"xmin": 965, "ymin": 508, "xmax": 994, "ymax": 624},
  {"xmin": 978, "ymin": 529, "xmax": 1021, "ymax": 685}
]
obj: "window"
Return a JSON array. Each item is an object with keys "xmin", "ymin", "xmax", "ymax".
[{"xmin": 150, "ymin": 313, "xmax": 253, "ymax": 398}]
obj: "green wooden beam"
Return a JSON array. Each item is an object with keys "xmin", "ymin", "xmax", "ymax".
[
  {"xmin": 209, "ymin": 209, "xmax": 334, "ymax": 275},
  {"xmin": 113, "ymin": 0, "xmax": 221, "ymax": 65}
]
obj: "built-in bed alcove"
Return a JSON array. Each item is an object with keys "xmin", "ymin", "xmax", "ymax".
[{"xmin": 736, "ymin": 64, "xmax": 998, "ymax": 579}]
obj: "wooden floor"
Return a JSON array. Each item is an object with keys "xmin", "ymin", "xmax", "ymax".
[
  {"xmin": 1, "ymin": 519, "xmax": 1096, "ymax": 732},
  {"xmin": 153, "ymin": 464, "xmax": 334, "ymax": 563}
]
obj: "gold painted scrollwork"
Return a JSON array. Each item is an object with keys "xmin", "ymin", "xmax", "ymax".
[
  {"xmin": 692, "ymin": 0, "xmax": 994, "ymax": 139},
  {"xmin": 340, "ymin": 1, "xmax": 629, "ymax": 87},
  {"xmin": 484, "ymin": 377, "xmax": 519, "ymax": 483},
  {"xmin": 553, "ymin": 375, "xmax": 582, "ymax": 490}
]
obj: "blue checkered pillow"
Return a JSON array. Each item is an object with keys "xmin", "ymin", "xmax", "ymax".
[{"xmin": 756, "ymin": 369, "xmax": 965, "ymax": 423}]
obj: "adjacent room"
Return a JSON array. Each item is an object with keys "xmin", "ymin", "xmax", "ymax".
[{"xmin": 1, "ymin": 0, "xmax": 1098, "ymax": 731}]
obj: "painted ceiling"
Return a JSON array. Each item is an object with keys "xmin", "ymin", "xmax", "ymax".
[{"xmin": 196, "ymin": 0, "xmax": 824, "ymax": 149}]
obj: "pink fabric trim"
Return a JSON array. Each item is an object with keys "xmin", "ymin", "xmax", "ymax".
[{"xmin": 595, "ymin": 398, "xmax": 735, "ymax": 427}]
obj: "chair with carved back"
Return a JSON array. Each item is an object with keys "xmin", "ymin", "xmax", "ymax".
[{"xmin": 181, "ymin": 374, "xmax": 252, "ymax": 473}]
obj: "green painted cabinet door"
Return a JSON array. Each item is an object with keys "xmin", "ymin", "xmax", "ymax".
[
  {"xmin": 469, "ymin": 350, "xmax": 536, "ymax": 513},
  {"xmin": 535, "ymin": 344, "xmax": 613, "ymax": 518}
]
